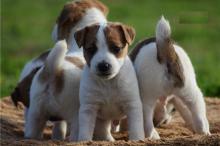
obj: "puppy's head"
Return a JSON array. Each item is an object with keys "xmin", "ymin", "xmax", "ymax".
[
  {"xmin": 75, "ymin": 23, "xmax": 135, "ymax": 79},
  {"xmin": 53, "ymin": 0, "xmax": 108, "ymax": 42},
  {"xmin": 153, "ymin": 97, "xmax": 175, "ymax": 127}
]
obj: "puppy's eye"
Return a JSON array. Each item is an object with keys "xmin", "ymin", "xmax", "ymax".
[{"xmin": 112, "ymin": 46, "xmax": 121, "ymax": 54}]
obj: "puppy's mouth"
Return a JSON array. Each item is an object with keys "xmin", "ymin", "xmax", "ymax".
[{"xmin": 96, "ymin": 72, "xmax": 113, "ymax": 79}]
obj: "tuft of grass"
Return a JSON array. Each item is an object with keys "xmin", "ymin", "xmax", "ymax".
[{"xmin": 1, "ymin": 0, "xmax": 220, "ymax": 97}]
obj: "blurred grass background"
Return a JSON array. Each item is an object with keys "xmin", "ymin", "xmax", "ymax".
[{"xmin": 1, "ymin": 0, "xmax": 220, "ymax": 97}]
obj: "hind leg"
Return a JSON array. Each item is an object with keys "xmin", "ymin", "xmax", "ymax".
[
  {"xmin": 143, "ymin": 96, "xmax": 160, "ymax": 139},
  {"xmin": 171, "ymin": 97, "xmax": 194, "ymax": 130},
  {"xmin": 93, "ymin": 119, "xmax": 114, "ymax": 141},
  {"xmin": 177, "ymin": 87, "xmax": 210, "ymax": 135},
  {"xmin": 24, "ymin": 106, "xmax": 47, "ymax": 139},
  {"xmin": 52, "ymin": 121, "xmax": 67, "ymax": 140}
]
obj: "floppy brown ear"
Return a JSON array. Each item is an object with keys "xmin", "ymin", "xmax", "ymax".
[
  {"xmin": 57, "ymin": 2, "xmax": 85, "ymax": 40},
  {"xmin": 74, "ymin": 25, "xmax": 100, "ymax": 48},
  {"xmin": 121, "ymin": 25, "xmax": 136, "ymax": 45},
  {"xmin": 57, "ymin": 3, "xmax": 76, "ymax": 40}
]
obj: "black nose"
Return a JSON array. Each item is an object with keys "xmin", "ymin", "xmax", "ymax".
[{"xmin": 97, "ymin": 61, "xmax": 112, "ymax": 74}]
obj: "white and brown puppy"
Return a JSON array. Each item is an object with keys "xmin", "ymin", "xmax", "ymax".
[
  {"xmin": 75, "ymin": 22, "xmax": 145, "ymax": 141},
  {"xmin": 129, "ymin": 16, "xmax": 210, "ymax": 139},
  {"xmin": 11, "ymin": 0, "xmax": 108, "ymax": 140},
  {"xmin": 24, "ymin": 40, "xmax": 84, "ymax": 140}
]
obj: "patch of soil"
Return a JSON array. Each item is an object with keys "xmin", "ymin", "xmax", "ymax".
[{"xmin": 1, "ymin": 97, "xmax": 220, "ymax": 146}]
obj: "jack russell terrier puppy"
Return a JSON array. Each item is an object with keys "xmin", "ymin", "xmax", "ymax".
[
  {"xmin": 24, "ymin": 40, "xmax": 84, "ymax": 140},
  {"xmin": 129, "ymin": 16, "xmax": 210, "ymax": 139},
  {"xmin": 11, "ymin": 0, "xmax": 108, "ymax": 140},
  {"xmin": 75, "ymin": 22, "xmax": 145, "ymax": 141}
]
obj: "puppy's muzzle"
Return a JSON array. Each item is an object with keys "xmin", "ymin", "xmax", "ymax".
[{"xmin": 97, "ymin": 61, "xmax": 112, "ymax": 77}]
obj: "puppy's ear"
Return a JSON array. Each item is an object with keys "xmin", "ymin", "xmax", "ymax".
[
  {"xmin": 74, "ymin": 25, "xmax": 100, "ymax": 48},
  {"xmin": 57, "ymin": 3, "xmax": 75, "ymax": 40},
  {"xmin": 121, "ymin": 25, "xmax": 136, "ymax": 45}
]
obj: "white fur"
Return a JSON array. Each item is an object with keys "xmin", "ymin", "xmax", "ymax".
[
  {"xmin": 78, "ymin": 26, "xmax": 145, "ymax": 141},
  {"xmin": 45, "ymin": 40, "xmax": 67, "ymax": 73},
  {"xmin": 156, "ymin": 16, "xmax": 171, "ymax": 43},
  {"xmin": 133, "ymin": 17, "xmax": 210, "ymax": 139}
]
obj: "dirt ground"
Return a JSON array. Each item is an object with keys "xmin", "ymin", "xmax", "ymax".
[{"xmin": 0, "ymin": 97, "xmax": 220, "ymax": 146}]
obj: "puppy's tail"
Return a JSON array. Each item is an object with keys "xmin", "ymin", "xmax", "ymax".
[
  {"xmin": 155, "ymin": 16, "xmax": 185, "ymax": 87},
  {"xmin": 43, "ymin": 40, "xmax": 67, "ymax": 76},
  {"xmin": 155, "ymin": 16, "xmax": 173, "ymax": 63},
  {"xmin": 155, "ymin": 16, "xmax": 171, "ymax": 53}
]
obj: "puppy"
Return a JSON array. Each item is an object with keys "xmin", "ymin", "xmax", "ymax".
[
  {"xmin": 129, "ymin": 16, "xmax": 210, "ymax": 139},
  {"xmin": 11, "ymin": 0, "xmax": 108, "ymax": 140},
  {"xmin": 24, "ymin": 40, "xmax": 84, "ymax": 140},
  {"xmin": 75, "ymin": 22, "xmax": 145, "ymax": 141}
]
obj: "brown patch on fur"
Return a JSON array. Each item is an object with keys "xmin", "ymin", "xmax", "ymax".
[
  {"xmin": 38, "ymin": 66, "xmax": 49, "ymax": 83},
  {"xmin": 129, "ymin": 37, "xmax": 156, "ymax": 62},
  {"xmin": 10, "ymin": 67, "xmax": 40, "ymax": 107},
  {"xmin": 57, "ymin": 0, "xmax": 108, "ymax": 41},
  {"xmin": 53, "ymin": 70, "xmax": 64, "ymax": 94},
  {"xmin": 65, "ymin": 56, "xmax": 84, "ymax": 69},
  {"xmin": 157, "ymin": 38, "xmax": 185, "ymax": 87},
  {"xmin": 104, "ymin": 23, "xmax": 135, "ymax": 58},
  {"xmin": 75, "ymin": 24, "xmax": 100, "ymax": 66},
  {"xmin": 38, "ymin": 66, "xmax": 64, "ymax": 94}
]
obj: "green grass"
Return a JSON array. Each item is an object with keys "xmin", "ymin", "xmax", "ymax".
[{"xmin": 1, "ymin": 0, "xmax": 220, "ymax": 97}]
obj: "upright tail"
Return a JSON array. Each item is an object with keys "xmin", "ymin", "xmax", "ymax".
[
  {"xmin": 156, "ymin": 16, "xmax": 172, "ymax": 61},
  {"xmin": 44, "ymin": 40, "xmax": 67, "ymax": 76},
  {"xmin": 155, "ymin": 16, "xmax": 185, "ymax": 87}
]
